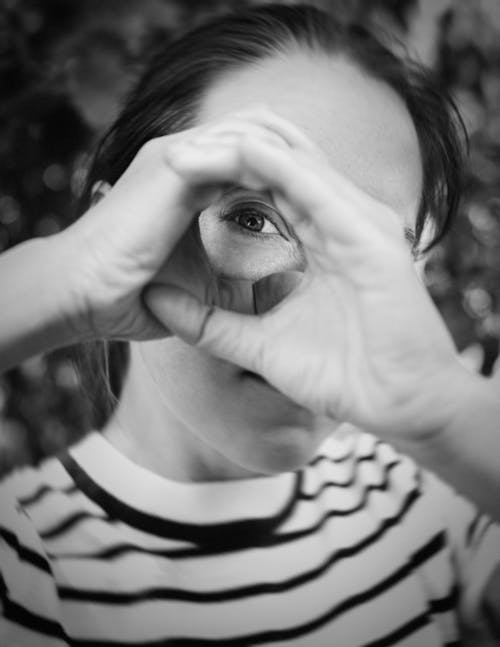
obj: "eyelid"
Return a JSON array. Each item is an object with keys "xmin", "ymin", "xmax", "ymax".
[
  {"xmin": 219, "ymin": 191, "xmax": 295, "ymax": 240},
  {"xmin": 220, "ymin": 198, "xmax": 288, "ymax": 238}
]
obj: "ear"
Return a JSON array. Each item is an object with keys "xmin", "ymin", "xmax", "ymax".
[{"xmin": 90, "ymin": 181, "xmax": 112, "ymax": 206}]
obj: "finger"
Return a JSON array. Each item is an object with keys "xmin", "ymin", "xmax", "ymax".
[
  {"xmin": 236, "ymin": 106, "xmax": 324, "ymax": 157},
  {"xmin": 197, "ymin": 107, "xmax": 325, "ymax": 170},
  {"xmin": 212, "ymin": 105, "xmax": 322, "ymax": 156},
  {"xmin": 165, "ymin": 121, "xmax": 289, "ymax": 187},
  {"xmin": 159, "ymin": 117, "xmax": 287, "ymax": 169},
  {"xmin": 164, "ymin": 137, "xmax": 268, "ymax": 192},
  {"xmin": 144, "ymin": 284, "xmax": 264, "ymax": 372},
  {"xmin": 167, "ymin": 132, "xmax": 403, "ymax": 255},
  {"xmin": 167, "ymin": 135, "xmax": 357, "ymax": 245},
  {"xmin": 239, "ymin": 137, "xmax": 407, "ymax": 249},
  {"xmin": 196, "ymin": 121, "xmax": 289, "ymax": 152}
]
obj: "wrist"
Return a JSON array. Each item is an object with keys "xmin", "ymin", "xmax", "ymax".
[
  {"xmin": 386, "ymin": 363, "xmax": 489, "ymax": 459},
  {"xmin": 28, "ymin": 232, "xmax": 94, "ymax": 349},
  {"xmin": 431, "ymin": 367, "xmax": 499, "ymax": 445},
  {"xmin": 402, "ymin": 365, "xmax": 500, "ymax": 516},
  {"xmin": 47, "ymin": 228, "xmax": 97, "ymax": 344}
]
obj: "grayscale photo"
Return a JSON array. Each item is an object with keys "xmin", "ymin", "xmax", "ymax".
[{"xmin": 0, "ymin": 1, "xmax": 500, "ymax": 645}]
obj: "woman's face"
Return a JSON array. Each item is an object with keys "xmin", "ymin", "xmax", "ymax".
[{"xmin": 113, "ymin": 50, "xmax": 423, "ymax": 480}]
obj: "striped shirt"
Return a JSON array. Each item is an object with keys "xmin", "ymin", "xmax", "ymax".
[{"xmin": 0, "ymin": 430, "xmax": 499, "ymax": 646}]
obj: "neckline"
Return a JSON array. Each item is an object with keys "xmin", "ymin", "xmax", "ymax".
[{"xmin": 60, "ymin": 431, "xmax": 302, "ymax": 547}]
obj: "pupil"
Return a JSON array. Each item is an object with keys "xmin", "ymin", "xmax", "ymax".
[{"xmin": 238, "ymin": 209, "xmax": 264, "ymax": 232}]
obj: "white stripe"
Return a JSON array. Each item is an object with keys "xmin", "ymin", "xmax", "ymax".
[
  {"xmin": 60, "ymin": 570, "xmax": 433, "ymax": 643},
  {"xmin": 70, "ymin": 432, "xmax": 297, "ymax": 524},
  {"xmin": 52, "ymin": 491, "xmax": 423, "ymax": 595}
]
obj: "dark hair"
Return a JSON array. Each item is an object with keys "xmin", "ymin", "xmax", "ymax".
[{"xmin": 77, "ymin": 3, "xmax": 467, "ymax": 428}]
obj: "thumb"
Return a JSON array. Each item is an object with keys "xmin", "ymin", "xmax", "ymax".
[{"xmin": 144, "ymin": 284, "xmax": 264, "ymax": 372}]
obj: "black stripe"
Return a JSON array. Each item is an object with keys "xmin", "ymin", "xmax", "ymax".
[
  {"xmin": 429, "ymin": 583, "xmax": 459, "ymax": 614},
  {"xmin": 299, "ymin": 458, "xmax": 400, "ymax": 500},
  {"xmin": 410, "ymin": 535, "xmax": 461, "ymax": 614},
  {"xmin": 410, "ymin": 530, "xmax": 446, "ymax": 568},
  {"xmin": 18, "ymin": 482, "xmax": 78, "ymax": 508},
  {"xmin": 307, "ymin": 448, "xmax": 354, "ymax": 466},
  {"xmin": 360, "ymin": 612, "xmax": 430, "ymax": 647},
  {"xmin": 409, "ymin": 531, "xmax": 461, "ymax": 616},
  {"xmin": 308, "ymin": 439, "xmax": 383, "ymax": 467},
  {"xmin": 49, "ymin": 464, "xmax": 421, "ymax": 561},
  {"xmin": 58, "ymin": 487, "xmax": 424, "ymax": 609},
  {"xmin": 65, "ymin": 562, "xmax": 429, "ymax": 647},
  {"xmin": 48, "ymin": 541, "xmax": 183, "ymax": 561},
  {"xmin": 40, "ymin": 509, "xmax": 116, "ymax": 540},
  {"xmin": 1, "ymin": 595, "xmax": 68, "ymax": 642},
  {"xmin": 0, "ymin": 526, "xmax": 52, "ymax": 574},
  {"xmin": 59, "ymin": 451, "xmax": 302, "ymax": 548},
  {"xmin": 57, "ymin": 541, "xmax": 416, "ymax": 606}
]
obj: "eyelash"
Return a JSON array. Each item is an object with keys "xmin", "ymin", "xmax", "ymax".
[{"xmin": 219, "ymin": 201, "xmax": 283, "ymax": 239}]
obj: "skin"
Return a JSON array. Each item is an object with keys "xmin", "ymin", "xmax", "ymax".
[
  {"xmin": 2, "ymin": 45, "xmax": 500, "ymax": 629},
  {"xmin": 103, "ymin": 50, "xmax": 424, "ymax": 481}
]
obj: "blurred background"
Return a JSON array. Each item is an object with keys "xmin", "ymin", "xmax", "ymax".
[{"xmin": 1, "ymin": 0, "xmax": 500, "ymax": 476}]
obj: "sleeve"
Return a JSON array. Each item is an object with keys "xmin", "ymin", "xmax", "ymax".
[
  {"xmin": 0, "ymin": 475, "xmax": 68, "ymax": 647},
  {"xmin": 424, "ymin": 470, "xmax": 500, "ymax": 646}
]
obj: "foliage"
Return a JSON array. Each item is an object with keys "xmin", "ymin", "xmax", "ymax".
[{"xmin": 0, "ymin": 0, "xmax": 499, "ymax": 475}]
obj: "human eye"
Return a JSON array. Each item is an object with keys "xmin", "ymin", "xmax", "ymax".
[
  {"xmin": 220, "ymin": 200, "xmax": 283, "ymax": 238},
  {"xmin": 198, "ymin": 190, "xmax": 303, "ymax": 281}
]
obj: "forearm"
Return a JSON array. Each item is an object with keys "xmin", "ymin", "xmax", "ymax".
[
  {"xmin": 408, "ymin": 372, "xmax": 500, "ymax": 522},
  {"xmin": 0, "ymin": 236, "xmax": 85, "ymax": 373}
]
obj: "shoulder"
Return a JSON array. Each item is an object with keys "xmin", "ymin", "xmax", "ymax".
[
  {"xmin": 0, "ymin": 448, "xmax": 77, "ymax": 557},
  {"xmin": 312, "ymin": 426, "xmax": 499, "ymax": 555},
  {"xmin": 0, "ymin": 452, "xmax": 77, "ymax": 541},
  {"xmin": 0, "ymin": 453, "xmax": 71, "ymax": 539},
  {"xmin": 311, "ymin": 426, "xmax": 422, "ymax": 496},
  {"xmin": 0, "ymin": 436, "xmax": 103, "ymax": 572},
  {"xmin": 0, "ymin": 457, "xmax": 72, "ymax": 644},
  {"xmin": 314, "ymin": 427, "xmax": 500, "ymax": 640},
  {"xmin": 1, "ymin": 452, "xmax": 75, "ymax": 504}
]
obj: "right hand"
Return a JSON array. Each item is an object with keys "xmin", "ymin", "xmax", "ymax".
[{"xmin": 56, "ymin": 108, "xmax": 293, "ymax": 342}]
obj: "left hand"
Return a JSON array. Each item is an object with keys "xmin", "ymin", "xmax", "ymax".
[{"xmin": 145, "ymin": 108, "xmax": 469, "ymax": 445}]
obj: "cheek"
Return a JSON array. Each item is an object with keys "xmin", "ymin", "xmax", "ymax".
[{"xmin": 198, "ymin": 210, "xmax": 303, "ymax": 281}]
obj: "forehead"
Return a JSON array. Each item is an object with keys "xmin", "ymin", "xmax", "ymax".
[{"xmin": 198, "ymin": 50, "xmax": 422, "ymax": 222}]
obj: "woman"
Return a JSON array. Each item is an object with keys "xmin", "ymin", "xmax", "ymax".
[{"xmin": 1, "ymin": 4, "xmax": 499, "ymax": 645}]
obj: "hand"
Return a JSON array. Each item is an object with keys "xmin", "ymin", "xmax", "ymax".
[
  {"xmin": 56, "ymin": 109, "xmax": 291, "ymax": 341},
  {"xmin": 145, "ymin": 109, "xmax": 468, "ymax": 443}
]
